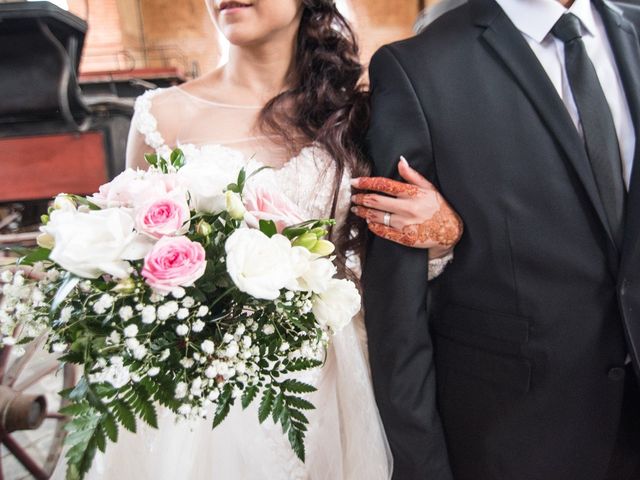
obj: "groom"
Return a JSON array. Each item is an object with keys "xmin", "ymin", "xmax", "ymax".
[{"xmin": 363, "ymin": 0, "xmax": 640, "ymax": 479}]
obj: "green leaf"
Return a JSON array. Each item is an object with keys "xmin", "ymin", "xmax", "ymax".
[
  {"xmin": 258, "ymin": 388, "xmax": 274, "ymax": 424},
  {"xmin": 279, "ymin": 404, "xmax": 291, "ymax": 433},
  {"xmin": 286, "ymin": 359, "xmax": 323, "ymax": 372},
  {"xmin": 281, "ymin": 379, "xmax": 317, "ymax": 394},
  {"xmin": 212, "ymin": 398, "xmax": 231, "ymax": 429},
  {"xmin": 112, "ymin": 400, "xmax": 137, "ymax": 433},
  {"xmin": 288, "ymin": 426, "xmax": 306, "ymax": 462},
  {"xmin": 259, "ymin": 220, "xmax": 277, "ymax": 238},
  {"xmin": 16, "ymin": 247, "xmax": 51, "ymax": 266},
  {"xmin": 63, "ymin": 408, "xmax": 102, "ymax": 480},
  {"xmin": 94, "ymin": 425, "xmax": 107, "ymax": 453},
  {"xmin": 102, "ymin": 413, "xmax": 118, "ymax": 443},
  {"xmin": 271, "ymin": 391, "xmax": 284, "ymax": 423},
  {"xmin": 68, "ymin": 377, "xmax": 89, "ymax": 402},
  {"xmin": 236, "ymin": 169, "xmax": 247, "ymax": 192},
  {"xmin": 68, "ymin": 195, "xmax": 101, "ymax": 211},
  {"xmin": 128, "ymin": 385, "xmax": 158, "ymax": 428},
  {"xmin": 288, "ymin": 408, "xmax": 309, "ymax": 425},
  {"xmin": 170, "ymin": 148, "xmax": 186, "ymax": 169},
  {"xmin": 241, "ymin": 385, "xmax": 258, "ymax": 409},
  {"xmin": 59, "ymin": 403, "xmax": 88, "ymax": 416},
  {"xmin": 284, "ymin": 395, "xmax": 315, "ymax": 411},
  {"xmin": 144, "ymin": 153, "xmax": 159, "ymax": 167},
  {"xmin": 281, "ymin": 226, "xmax": 308, "ymax": 240}
]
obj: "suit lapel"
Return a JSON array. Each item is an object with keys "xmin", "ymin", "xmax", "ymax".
[
  {"xmin": 596, "ymin": 0, "xmax": 640, "ymax": 269},
  {"xmin": 470, "ymin": 0, "xmax": 617, "ymax": 251}
]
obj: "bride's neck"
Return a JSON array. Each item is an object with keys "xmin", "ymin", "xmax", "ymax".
[{"xmin": 223, "ymin": 37, "xmax": 296, "ymax": 103}]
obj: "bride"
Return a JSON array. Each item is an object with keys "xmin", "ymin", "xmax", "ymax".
[{"xmin": 61, "ymin": 1, "xmax": 462, "ymax": 478}]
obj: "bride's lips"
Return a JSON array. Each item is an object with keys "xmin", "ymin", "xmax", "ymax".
[{"xmin": 218, "ymin": 1, "xmax": 254, "ymax": 13}]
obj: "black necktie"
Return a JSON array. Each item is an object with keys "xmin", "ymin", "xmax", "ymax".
[{"xmin": 551, "ymin": 13, "xmax": 626, "ymax": 248}]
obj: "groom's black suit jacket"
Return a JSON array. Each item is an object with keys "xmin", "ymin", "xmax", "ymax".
[{"xmin": 363, "ymin": 1, "xmax": 640, "ymax": 479}]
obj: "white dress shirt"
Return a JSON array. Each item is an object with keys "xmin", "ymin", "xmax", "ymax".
[
  {"xmin": 495, "ymin": 0, "xmax": 634, "ymax": 364},
  {"xmin": 495, "ymin": 0, "xmax": 635, "ymax": 190}
]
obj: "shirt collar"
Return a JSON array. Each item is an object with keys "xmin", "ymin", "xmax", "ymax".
[{"xmin": 494, "ymin": 0, "xmax": 598, "ymax": 44}]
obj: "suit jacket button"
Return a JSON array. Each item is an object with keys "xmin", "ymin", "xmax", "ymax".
[{"xmin": 608, "ymin": 367, "xmax": 626, "ymax": 382}]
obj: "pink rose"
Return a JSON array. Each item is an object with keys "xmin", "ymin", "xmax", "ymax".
[
  {"xmin": 141, "ymin": 236, "xmax": 206, "ymax": 293},
  {"xmin": 243, "ymin": 185, "xmax": 305, "ymax": 233},
  {"xmin": 135, "ymin": 193, "xmax": 190, "ymax": 239},
  {"xmin": 91, "ymin": 169, "xmax": 178, "ymax": 209}
]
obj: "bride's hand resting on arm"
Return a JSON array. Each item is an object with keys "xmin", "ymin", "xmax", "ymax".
[{"xmin": 350, "ymin": 156, "xmax": 463, "ymax": 260}]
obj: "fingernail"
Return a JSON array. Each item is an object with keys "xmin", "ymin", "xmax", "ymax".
[
  {"xmin": 399, "ymin": 156, "xmax": 408, "ymax": 165},
  {"xmin": 350, "ymin": 207, "xmax": 357, "ymax": 213},
  {"xmin": 350, "ymin": 178, "xmax": 359, "ymax": 186},
  {"xmin": 351, "ymin": 195, "xmax": 355, "ymax": 202}
]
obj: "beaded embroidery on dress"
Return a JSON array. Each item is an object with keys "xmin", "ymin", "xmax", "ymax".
[{"xmin": 57, "ymin": 87, "xmax": 393, "ymax": 480}]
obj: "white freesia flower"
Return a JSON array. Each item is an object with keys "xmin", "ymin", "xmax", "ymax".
[
  {"xmin": 312, "ymin": 278, "xmax": 361, "ymax": 333},
  {"xmin": 225, "ymin": 191, "xmax": 246, "ymax": 220},
  {"xmin": 225, "ymin": 229, "xmax": 295, "ymax": 300},
  {"xmin": 42, "ymin": 208, "xmax": 153, "ymax": 279},
  {"xmin": 53, "ymin": 194, "xmax": 77, "ymax": 212},
  {"xmin": 288, "ymin": 246, "xmax": 337, "ymax": 294},
  {"xmin": 176, "ymin": 155, "xmax": 243, "ymax": 213}
]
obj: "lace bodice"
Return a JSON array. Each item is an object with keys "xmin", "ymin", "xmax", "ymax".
[{"xmin": 129, "ymin": 87, "xmax": 352, "ymax": 227}]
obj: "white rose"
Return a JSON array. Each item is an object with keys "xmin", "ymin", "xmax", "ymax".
[
  {"xmin": 177, "ymin": 155, "xmax": 243, "ymax": 213},
  {"xmin": 225, "ymin": 229, "xmax": 295, "ymax": 300},
  {"xmin": 312, "ymin": 279, "xmax": 361, "ymax": 333},
  {"xmin": 43, "ymin": 208, "xmax": 153, "ymax": 279}
]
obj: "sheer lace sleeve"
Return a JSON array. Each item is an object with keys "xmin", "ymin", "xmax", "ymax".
[{"xmin": 126, "ymin": 89, "xmax": 173, "ymax": 169}]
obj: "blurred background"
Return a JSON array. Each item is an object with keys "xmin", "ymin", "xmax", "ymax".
[
  {"xmin": 0, "ymin": 2, "xmax": 431, "ymax": 477},
  {"xmin": 0, "ymin": 0, "xmax": 431, "ymax": 247}
]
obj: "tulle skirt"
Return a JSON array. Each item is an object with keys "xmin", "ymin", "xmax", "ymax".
[{"xmin": 52, "ymin": 314, "xmax": 392, "ymax": 479}]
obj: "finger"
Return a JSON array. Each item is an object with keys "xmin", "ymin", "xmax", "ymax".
[
  {"xmin": 351, "ymin": 193, "xmax": 413, "ymax": 215},
  {"xmin": 351, "ymin": 177, "xmax": 420, "ymax": 198},
  {"xmin": 351, "ymin": 206, "xmax": 400, "ymax": 228},
  {"xmin": 398, "ymin": 156, "xmax": 435, "ymax": 191}
]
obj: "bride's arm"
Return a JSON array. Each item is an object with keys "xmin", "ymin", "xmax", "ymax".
[{"xmin": 125, "ymin": 125, "xmax": 154, "ymax": 170}]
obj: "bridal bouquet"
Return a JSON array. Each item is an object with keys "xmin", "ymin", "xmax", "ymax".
[{"xmin": 0, "ymin": 149, "xmax": 360, "ymax": 479}]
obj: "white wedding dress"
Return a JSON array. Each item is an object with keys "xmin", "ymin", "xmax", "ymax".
[{"xmin": 54, "ymin": 86, "xmax": 392, "ymax": 480}]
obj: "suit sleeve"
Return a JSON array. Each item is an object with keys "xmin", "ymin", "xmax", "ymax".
[{"xmin": 363, "ymin": 45, "xmax": 453, "ymax": 480}]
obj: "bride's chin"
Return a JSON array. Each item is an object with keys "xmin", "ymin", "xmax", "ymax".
[{"xmin": 219, "ymin": 27, "xmax": 264, "ymax": 46}]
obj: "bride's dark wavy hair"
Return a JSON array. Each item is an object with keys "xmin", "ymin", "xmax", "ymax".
[{"xmin": 258, "ymin": 0, "xmax": 370, "ymax": 276}]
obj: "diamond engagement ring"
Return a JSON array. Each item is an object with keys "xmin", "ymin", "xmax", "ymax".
[{"xmin": 383, "ymin": 212, "xmax": 392, "ymax": 227}]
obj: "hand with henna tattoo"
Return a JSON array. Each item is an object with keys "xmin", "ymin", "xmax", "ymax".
[{"xmin": 350, "ymin": 156, "xmax": 463, "ymax": 258}]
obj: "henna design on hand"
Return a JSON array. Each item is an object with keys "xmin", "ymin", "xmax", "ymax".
[
  {"xmin": 367, "ymin": 198, "xmax": 463, "ymax": 248},
  {"xmin": 355, "ymin": 177, "xmax": 421, "ymax": 198}
]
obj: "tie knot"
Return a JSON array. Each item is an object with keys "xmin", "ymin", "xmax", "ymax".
[{"xmin": 551, "ymin": 13, "xmax": 583, "ymax": 43}]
